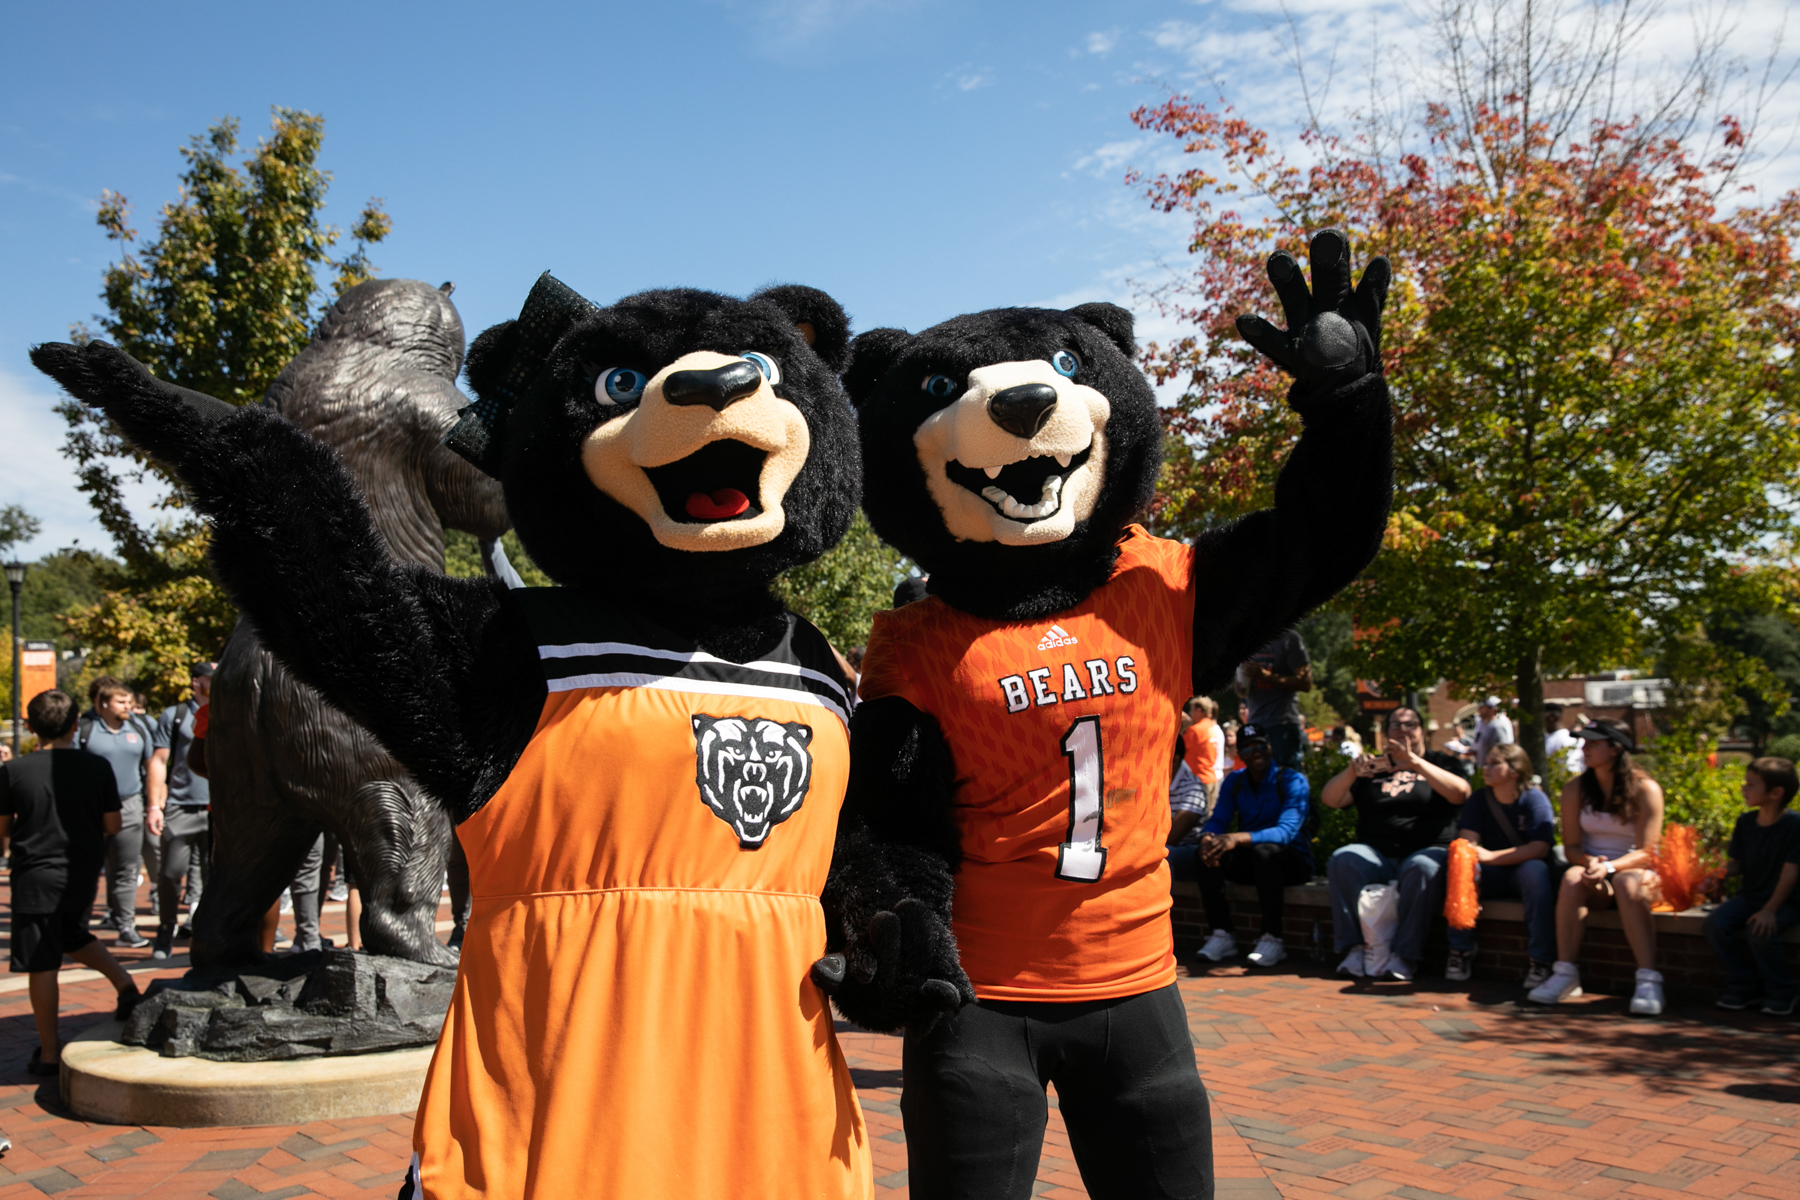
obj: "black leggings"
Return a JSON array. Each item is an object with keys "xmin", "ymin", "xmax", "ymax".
[
  {"xmin": 1195, "ymin": 840, "xmax": 1312, "ymax": 937},
  {"xmin": 901, "ymin": 983, "xmax": 1213, "ymax": 1200}
]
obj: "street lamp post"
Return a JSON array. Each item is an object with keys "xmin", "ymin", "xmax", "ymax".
[{"xmin": 4, "ymin": 561, "xmax": 24, "ymax": 757}]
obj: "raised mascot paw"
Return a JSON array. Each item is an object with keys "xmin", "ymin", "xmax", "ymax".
[
  {"xmin": 29, "ymin": 340, "xmax": 234, "ymax": 464},
  {"xmin": 1234, "ymin": 228, "xmax": 1391, "ymax": 393}
]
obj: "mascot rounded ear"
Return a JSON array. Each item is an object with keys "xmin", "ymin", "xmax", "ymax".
[
  {"xmin": 842, "ymin": 327, "xmax": 913, "ymax": 409},
  {"xmin": 1067, "ymin": 302, "xmax": 1136, "ymax": 357},
  {"xmin": 463, "ymin": 319, "xmax": 521, "ymax": 405},
  {"xmin": 449, "ymin": 272, "xmax": 601, "ymax": 474},
  {"xmin": 751, "ymin": 285, "xmax": 852, "ymax": 374}
]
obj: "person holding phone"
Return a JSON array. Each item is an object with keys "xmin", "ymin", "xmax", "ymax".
[{"xmin": 1320, "ymin": 706, "xmax": 1471, "ymax": 981}]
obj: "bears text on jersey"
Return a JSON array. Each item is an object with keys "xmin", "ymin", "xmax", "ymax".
[{"xmin": 997, "ymin": 655, "xmax": 1139, "ymax": 714}]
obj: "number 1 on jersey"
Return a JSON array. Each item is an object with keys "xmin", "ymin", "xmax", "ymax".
[{"xmin": 1056, "ymin": 716, "xmax": 1107, "ymax": 882}]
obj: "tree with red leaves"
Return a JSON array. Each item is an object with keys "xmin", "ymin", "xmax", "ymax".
[{"xmin": 1131, "ymin": 76, "xmax": 1800, "ymax": 770}]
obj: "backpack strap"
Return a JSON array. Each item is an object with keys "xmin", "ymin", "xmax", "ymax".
[
  {"xmin": 1482, "ymin": 789, "xmax": 1523, "ymax": 849},
  {"xmin": 77, "ymin": 715, "xmax": 93, "ymax": 749}
]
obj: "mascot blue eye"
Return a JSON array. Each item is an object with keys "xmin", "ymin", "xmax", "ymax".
[
  {"xmin": 1051, "ymin": 350, "xmax": 1080, "ymax": 378},
  {"xmin": 741, "ymin": 352, "xmax": 781, "ymax": 385},
  {"xmin": 921, "ymin": 374, "xmax": 959, "ymax": 399},
  {"xmin": 596, "ymin": 368, "xmax": 648, "ymax": 406}
]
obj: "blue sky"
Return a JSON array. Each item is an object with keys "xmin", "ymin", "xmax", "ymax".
[{"xmin": 3, "ymin": 0, "xmax": 1794, "ymax": 557}]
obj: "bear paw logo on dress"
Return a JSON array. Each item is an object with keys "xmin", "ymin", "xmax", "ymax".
[{"xmin": 691, "ymin": 715, "xmax": 815, "ymax": 849}]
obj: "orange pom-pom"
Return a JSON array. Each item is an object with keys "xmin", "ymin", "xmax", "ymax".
[
  {"xmin": 1649, "ymin": 823, "xmax": 1710, "ymax": 912},
  {"xmin": 1445, "ymin": 838, "xmax": 1480, "ymax": 930}
]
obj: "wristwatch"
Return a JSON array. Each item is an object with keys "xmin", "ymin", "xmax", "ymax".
[{"xmin": 1603, "ymin": 862, "xmax": 1617, "ymax": 877}]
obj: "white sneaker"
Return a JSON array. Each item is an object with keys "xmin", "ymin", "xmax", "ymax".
[
  {"xmin": 1384, "ymin": 957, "xmax": 1415, "ymax": 983},
  {"xmin": 1197, "ymin": 929, "xmax": 1238, "ymax": 962},
  {"xmin": 1337, "ymin": 947, "xmax": 1366, "ymax": 977},
  {"xmin": 1630, "ymin": 969, "xmax": 1665, "ymax": 1016},
  {"xmin": 326, "ymin": 879, "xmax": 348, "ymax": 903},
  {"xmin": 1528, "ymin": 962, "xmax": 1583, "ymax": 1005},
  {"xmin": 1246, "ymin": 934, "xmax": 1286, "ymax": 967},
  {"xmin": 279, "ymin": 888, "xmax": 293, "ymax": 915}
]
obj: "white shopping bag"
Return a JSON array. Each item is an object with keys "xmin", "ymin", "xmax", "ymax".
[{"xmin": 1358, "ymin": 883, "xmax": 1399, "ymax": 977}]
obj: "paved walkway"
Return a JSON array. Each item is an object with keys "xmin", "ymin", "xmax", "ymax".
[{"xmin": 0, "ymin": 883, "xmax": 1794, "ymax": 1197}]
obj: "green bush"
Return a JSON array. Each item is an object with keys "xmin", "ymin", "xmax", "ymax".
[
  {"xmin": 1653, "ymin": 752, "xmax": 1746, "ymax": 854},
  {"xmin": 1765, "ymin": 734, "xmax": 1800, "ymax": 762},
  {"xmin": 1299, "ymin": 745, "xmax": 1359, "ymax": 867}
]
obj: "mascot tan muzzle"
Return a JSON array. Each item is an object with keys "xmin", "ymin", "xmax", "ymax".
[
  {"xmin": 914, "ymin": 357, "xmax": 1110, "ymax": 545},
  {"xmin": 583, "ymin": 350, "xmax": 812, "ymax": 552}
]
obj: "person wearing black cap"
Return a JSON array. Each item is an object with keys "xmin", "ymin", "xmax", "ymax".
[
  {"xmin": 1529, "ymin": 717, "xmax": 1667, "ymax": 1014},
  {"xmin": 146, "ymin": 662, "xmax": 214, "ymax": 960},
  {"xmin": 1185, "ymin": 723, "xmax": 1315, "ymax": 967}
]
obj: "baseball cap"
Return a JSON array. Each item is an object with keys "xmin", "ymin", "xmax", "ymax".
[
  {"xmin": 1482, "ymin": 695, "xmax": 1502, "ymax": 708},
  {"xmin": 1574, "ymin": 720, "xmax": 1635, "ymax": 752},
  {"xmin": 1238, "ymin": 723, "xmax": 1271, "ymax": 746},
  {"xmin": 191, "ymin": 662, "xmax": 216, "ymax": 678}
]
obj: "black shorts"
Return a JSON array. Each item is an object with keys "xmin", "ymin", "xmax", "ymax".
[
  {"xmin": 901, "ymin": 982, "xmax": 1213, "ymax": 1200},
  {"xmin": 12, "ymin": 907, "xmax": 97, "ymax": 973}
]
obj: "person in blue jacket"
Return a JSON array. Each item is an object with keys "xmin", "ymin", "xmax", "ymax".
[{"xmin": 1178, "ymin": 722, "xmax": 1314, "ymax": 968}]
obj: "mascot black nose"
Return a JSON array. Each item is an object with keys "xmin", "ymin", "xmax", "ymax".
[
  {"xmin": 988, "ymin": 383, "xmax": 1059, "ymax": 438},
  {"xmin": 663, "ymin": 361, "xmax": 766, "ymax": 410}
]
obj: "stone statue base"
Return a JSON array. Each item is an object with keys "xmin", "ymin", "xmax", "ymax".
[{"xmin": 122, "ymin": 949, "xmax": 454, "ymax": 1061}]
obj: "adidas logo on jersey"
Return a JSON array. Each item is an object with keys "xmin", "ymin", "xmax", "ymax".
[{"xmin": 1037, "ymin": 624, "xmax": 1079, "ymax": 651}]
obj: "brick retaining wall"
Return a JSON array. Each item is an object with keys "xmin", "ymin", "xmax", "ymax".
[{"xmin": 1171, "ymin": 880, "xmax": 1800, "ymax": 1000}]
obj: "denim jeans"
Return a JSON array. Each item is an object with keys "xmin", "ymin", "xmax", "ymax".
[
  {"xmin": 1704, "ymin": 893, "xmax": 1800, "ymax": 1003},
  {"xmin": 1327, "ymin": 843, "xmax": 1449, "ymax": 962},
  {"xmin": 1445, "ymin": 858, "xmax": 1555, "ymax": 963}
]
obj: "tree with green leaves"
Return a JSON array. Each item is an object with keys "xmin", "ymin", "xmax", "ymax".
[
  {"xmin": 774, "ymin": 511, "xmax": 909, "ymax": 652},
  {"xmin": 57, "ymin": 107, "xmax": 390, "ymax": 705},
  {"xmin": 1131, "ymin": 2, "xmax": 1800, "ymax": 772}
]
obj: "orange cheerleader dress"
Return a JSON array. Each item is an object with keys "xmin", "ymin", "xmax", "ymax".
[{"xmin": 408, "ymin": 589, "xmax": 871, "ymax": 1200}]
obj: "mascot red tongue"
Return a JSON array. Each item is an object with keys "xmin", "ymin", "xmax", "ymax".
[{"xmin": 687, "ymin": 489, "xmax": 750, "ymax": 519}]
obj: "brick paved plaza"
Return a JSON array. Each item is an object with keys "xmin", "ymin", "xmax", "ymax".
[{"xmin": 0, "ymin": 879, "xmax": 1792, "ymax": 1199}]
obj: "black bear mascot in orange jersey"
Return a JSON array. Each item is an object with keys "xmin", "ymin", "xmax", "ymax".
[
  {"xmin": 32, "ymin": 276, "xmax": 934, "ymax": 1200},
  {"xmin": 815, "ymin": 230, "xmax": 1395, "ymax": 1200}
]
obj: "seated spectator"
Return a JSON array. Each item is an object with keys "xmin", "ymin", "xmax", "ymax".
[
  {"xmin": 1446, "ymin": 743, "xmax": 1557, "ymax": 987},
  {"xmin": 1164, "ymin": 760, "xmax": 1208, "ymax": 875},
  {"xmin": 1184, "ymin": 724, "xmax": 1313, "ymax": 968},
  {"xmin": 0, "ymin": 690, "xmax": 141, "ymax": 1075},
  {"xmin": 1705, "ymin": 756, "xmax": 1800, "ymax": 1016},
  {"xmin": 1321, "ymin": 706, "xmax": 1471, "ymax": 982},
  {"xmin": 1529, "ymin": 719, "xmax": 1666, "ymax": 1014}
]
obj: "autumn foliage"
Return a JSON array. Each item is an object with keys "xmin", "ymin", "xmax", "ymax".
[{"xmin": 1131, "ymin": 93, "xmax": 1800, "ymax": 764}]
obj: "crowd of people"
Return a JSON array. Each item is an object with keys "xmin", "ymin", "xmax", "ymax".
[
  {"xmin": 0, "ymin": 664, "xmax": 377, "ymax": 1071},
  {"xmin": 1167, "ymin": 634, "xmax": 1800, "ymax": 1018}
]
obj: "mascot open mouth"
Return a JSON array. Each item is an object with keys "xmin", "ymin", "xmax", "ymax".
[
  {"xmin": 644, "ymin": 439, "xmax": 767, "ymax": 524},
  {"xmin": 945, "ymin": 444, "xmax": 1093, "ymax": 523}
]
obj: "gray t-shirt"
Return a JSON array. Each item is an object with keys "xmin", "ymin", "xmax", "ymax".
[
  {"xmin": 1244, "ymin": 630, "xmax": 1309, "ymax": 729},
  {"xmin": 153, "ymin": 701, "xmax": 210, "ymax": 808},
  {"xmin": 81, "ymin": 713, "xmax": 152, "ymax": 800}
]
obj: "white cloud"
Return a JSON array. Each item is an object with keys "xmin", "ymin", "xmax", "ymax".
[
  {"xmin": 1086, "ymin": 29, "xmax": 1120, "ymax": 56},
  {"xmin": 0, "ymin": 367, "xmax": 154, "ymax": 560},
  {"xmin": 955, "ymin": 68, "xmax": 993, "ymax": 91}
]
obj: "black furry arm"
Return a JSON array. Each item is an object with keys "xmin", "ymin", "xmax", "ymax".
[
  {"xmin": 30, "ymin": 341, "xmax": 542, "ymax": 817},
  {"xmin": 813, "ymin": 696, "xmax": 974, "ymax": 1033},
  {"xmin": 1189, "ymin": 370, "xmax": 1393, "ymax": 692},
  {"xmin": 1189, "ymin": 229, "xmax": 1396, "ymax": 693}
]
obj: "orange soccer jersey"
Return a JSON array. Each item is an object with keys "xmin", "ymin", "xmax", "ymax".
[
  {"xmin": 411, "ymin": 589, "xmax": 870, "ymax": 1200},
  {"xmin": 858, "ymin": 525, "xmax": 1195, "ymax": 1002}
]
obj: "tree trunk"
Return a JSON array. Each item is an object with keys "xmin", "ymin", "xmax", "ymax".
[{"xmin": 1516, "ymin": 645, "xmax": 1547, "ymax": 781}]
